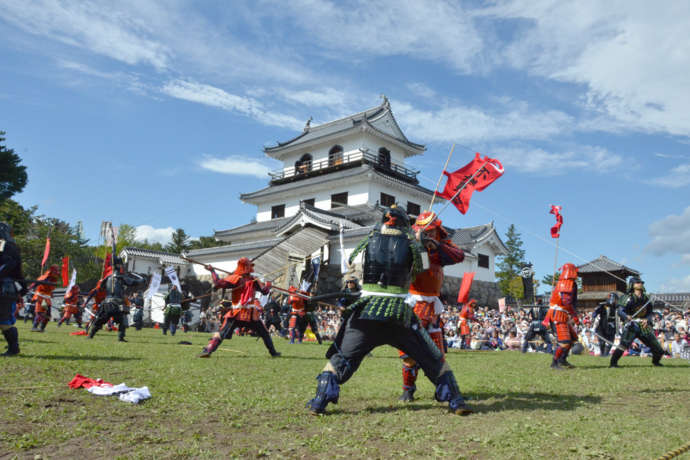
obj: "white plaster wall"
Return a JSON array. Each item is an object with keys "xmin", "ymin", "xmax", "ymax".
[
  {"xmin": 444, "ymin": 242, "xmax": 497, "ymax": 282},
  {"xmin": 368, "ymin": 181, "xmax": 426, "ymax": 210},
  {"xmin": 126, "ymin": 257, "xmax": 193, "ymax": 277},
  {"xmin": 360, "ymin": 136, "xmax": 406, "ymax": 165}
]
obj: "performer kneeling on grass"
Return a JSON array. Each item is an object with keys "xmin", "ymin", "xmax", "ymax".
[
  {"xmin": 542, "ymin": 263, "xmax": 580, "ymax": 370},
  {"xmin": 0, "ymin": 223, "xmax": 23, "ymax": 356},
  {"xmin": 199, "ymin": 257, "xmax": 280, "ymax": 358},
  {"xmin": 307, "ymin": 206, "xmax": 472, "ymax": 415},
  {"xmin": 87, "ymin": 258, "xmax": 145, "ymax": 342}
]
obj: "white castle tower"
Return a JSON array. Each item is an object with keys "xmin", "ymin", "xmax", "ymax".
[{"xmin": 188, "ymin": 98, "xmax": 507, "ymax": 304}]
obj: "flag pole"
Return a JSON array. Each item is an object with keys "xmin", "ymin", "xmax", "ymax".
[
  {"xmin": 423, "ymin": 161, "xmax": 489, "ymax": 231},
  {"xmin": 552, "ymin": 236, "xmax": 560, "ymax": 291},
  {"xmin": 427, "ymin": 144, "xmax": 455, "ymax": 212}
]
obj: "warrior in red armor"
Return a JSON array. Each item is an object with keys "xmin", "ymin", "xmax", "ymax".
[
  {"xmin": 542, "ymin": 263, "xmax": 579, "ymax": 369},
  {"xmin": 199, "ymin": 258, "xmax": 280, "ymax": 358},
  {"xmin": 398, "ymin": 211, "xmax": 465, "ymax": 401},
  {"xmin": 58, "ymin": 284, "xmax": 82, "ymax": 328},
  {"xmin": 30, "ymin": 265, "xmax": 59, "ymax": 332},
  {"xmin": 458, "ymin": 299, "xmax": 477, "ymax": 349}
]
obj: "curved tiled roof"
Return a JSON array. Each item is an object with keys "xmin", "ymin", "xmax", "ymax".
[
  {"xmin": 120, "ymin": 247, "xmax": 187, "ymax": 265},
  {"xmin": 577, "ymin": 255, "xmax": 640, "ymax": 275},
  {"xmin": 264, "ymin": 98, "xmax": 424, "ymax": 155}
]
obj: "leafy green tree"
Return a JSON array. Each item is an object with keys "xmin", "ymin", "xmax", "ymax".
[
  {"xmin": 0, "ymin": 131, "xmax": 28, "ymax": 202},
  {"xmin": 541, "ymin": 272, "xmax": 560, "ymax": 289},
  {"xmin": 496, "ymin": 224, "xmax": 527, "ymax": 297},
  {"xmin": 165, "ymin": 228, "xmax": 190, "ymax": 253},
  {"xmin": 188, "ymin": 235, "xmax": 224, "ymax": 250}
]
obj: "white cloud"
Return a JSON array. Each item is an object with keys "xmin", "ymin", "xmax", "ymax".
[
  {"xmin": 0, "ymin": 0, "xmax": 171, "ymax": 69},
  {"xmin": 278, "ymin": 88, "xmax": 347, "ymax": 108},
  {"xmin": 394, "ymin": 99, "xmax": 573, "ymax": 143},
  {"xmin": 647, "ymin": 163, "xmax": 690, "ymax": 189},
  {"xmin": 270, "ymin": 0, "xmax": 485, "ymax": 73},
  {"xmin": 659, "ymin": 274, "xmax": 690, "ymax": 293},
  {"xmin": 134, "ymin": 225, "xmax": 175, "ymax": 245},
  {"xmin": 493, "ymin": 145, "xmax": 623, "ymax": 175},
  {"xmin": 199, "ymin": 155, "xmax": 271, "ymax": 179},
  {"xmin": 161, "ymin": 80, "xmax": 303, "ymax": 130},
  {"xmin": 647, "ymin": 206, "xmax": 690, "ymax": 262},
  {"xmin": 406, "ymin": 82, "xmax": 438, "ymax": 100},
  {"xmin": 488, "ymin": 1, "xmax": 690, "ymax": 137}
]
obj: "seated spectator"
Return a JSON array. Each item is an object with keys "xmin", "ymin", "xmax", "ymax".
[
  {"xmin": 504, "ymin": 330, "xmax": 521, "ymax": 350},
  {"xmin": 671, "ymin": 333, "xmax": 685, "ymax": 358}
]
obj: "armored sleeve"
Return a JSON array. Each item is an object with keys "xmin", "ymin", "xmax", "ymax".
[
  {"xmin": 617, "ymin": 296, "xmax": 631, "ymax": 322},
  {"xmin": 438, "ymin": 240, "xmax": 465, "ymax": 266},
  {"xmin": 0, "ymin": 241, "xmax": 21, "ymax": 279},
  {"xmin": 408, "ymin": 233, "xmax": 423, "ymax": 279}
]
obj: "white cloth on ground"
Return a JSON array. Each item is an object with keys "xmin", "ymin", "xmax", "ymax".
[
  {"xmin": 87, "ymin": 383, "xmax": 152, "ymax": 403},
  {"xmin": 119, "ymin": 386, "xmax": 151, "ymax": 404}
]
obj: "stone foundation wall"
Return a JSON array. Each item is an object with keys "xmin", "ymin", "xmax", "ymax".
[{"xmin": 441, "ymin": 276, "xmax": 503, "ymax": 308}]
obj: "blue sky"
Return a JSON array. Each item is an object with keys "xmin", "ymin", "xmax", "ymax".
[{"xmin": 1, "ymin": 0, "xmax": 689, "ymax": 292}]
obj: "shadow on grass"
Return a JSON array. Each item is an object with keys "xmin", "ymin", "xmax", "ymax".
[
  {"xmin": 26, "ymin": 354, "xmax": 141, "ymax": 362},
  {"xmin": 469, "ymin": 390, "xmax": 601, "ymax": 413},
  {"xmin": 324, "ymin": 391, "xmax": 601, "ymax": 416}
]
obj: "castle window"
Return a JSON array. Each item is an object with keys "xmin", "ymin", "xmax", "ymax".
[
  {"xmin": 331, "ymin": 192, "xmax": 348, "ymax": 208},
  {"xmin": 301, "ymin": 198, "xmax": 315, "ymax": 207},
  {"xmin": 271, "ymin": 204, "xmax": 285, "ymax": 219},
  {"xmin": 329, "ymin": 145, "xmax": 344, "ymax": 166},
  {"xmin": 380, "ymin": 192, "xmax": 395, "ymax": 207},
  {"xmin": 478, "ymin": 254, "xmax": 489, "ymax": 269},
  {"xmin": 295, "ymin": 154, "xmax": 312, "ymax": 174},
  {"xmin": 378, "ymin": 147, "xmax": 391, "ymax": 169},
  {"xmin": 407, "ymin": 201, "xmax": 420, "ymax": 216}
]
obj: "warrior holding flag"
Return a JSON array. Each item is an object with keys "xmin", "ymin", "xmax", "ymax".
[
  {"xmin": 398, "ymin": 210, "xmax": 465, "ymax": 402},
  {"xmin": 609, "ymin": 276, "xmax": 664, "ymax": 368},
  {"xmin": 30, "ymin": 264, "xmax": 59, "ymax": 332},
  {"xmin": 198, "ymin": 257, "xmax": 280, "ymax": 358},
  {"xmin": 306, "ymin": 206, "xmax": 472, "ymax": 415}
]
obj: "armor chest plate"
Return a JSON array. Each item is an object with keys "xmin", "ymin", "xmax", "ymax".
[{"xmin": 363, "ymin": 232, "xmax": 411, "ymax": 289}]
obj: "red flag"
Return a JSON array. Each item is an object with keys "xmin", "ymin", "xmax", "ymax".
[
  {"xmin": 435, "ymin": 152, "xmax": 504, "ymax": 214},
  {"xmin": 61, "ymin": 256, "xmax": 70, "ymax": 287},
  {"xmin": 102, "ymin": 252, "xmax": 113, "ymax": 279},
  {"xmin": 550, "ymin": 205, "xmax": 563, "ymax": 238},
  {"xmin": 41, "ymin": 237, "xmax": 51, "ymax": 269},
  {"xmin": 456, "ymin": 272, "xmax": 475, "ymax": 304}
]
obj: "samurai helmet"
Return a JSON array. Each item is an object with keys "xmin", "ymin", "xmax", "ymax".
[
  {"xmin": 559, "ymin": 263, "xmax": 578, "ymax": 281},
  {"xmin": 606, "ymin": 292, "xmax": 619, "ymax": 306},
  {"xmin": 412, "ymin": 211, "xmax": 448, "ymax": 239},
  {"xmin": 382, "ymin": 204, "xmax": 410, "ymax": 230},
  {"xmin": 235, "ymin": 257, "xmax": 254, "ymax": 276},
  {"xmin": 48, "ymin": 264, "xmax": 60, "ymax": 276},
  {"xmin": 627, "ymin": 276, "xmax": 644, "ymax": 292}
]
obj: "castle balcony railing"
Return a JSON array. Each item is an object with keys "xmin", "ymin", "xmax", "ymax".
[{"xmin": 268, "ymin": 150, "xmax": 420, "ymax": 185}]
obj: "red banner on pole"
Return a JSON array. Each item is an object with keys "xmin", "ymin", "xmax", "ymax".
[
  {"xmin": 61, "ymin": 256, "xmax": 70, "ymax": 287},
  {"xmin": 456, "ymin": 272, "xmax": 475, "ymax": 304},
  {"xmin": 550, "ymin": 205, "xmax": 563, "ymax": 238},
  {"xmin": 41, "ymin": 237, "xmax": 51, "ymax": 269},
  {"xmin": 436, "ymin": 153, "xmax": 504, "ymax": 215}
]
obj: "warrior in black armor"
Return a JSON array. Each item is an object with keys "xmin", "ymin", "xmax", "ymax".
[
  {"xmin": 592, "ymin": 292, "xmax": 618, "ymax": 356},
  {"xmin": 132, "ymin": 292, "xmax": 144, "ymax": 330},
  {"xmin": 521, "ymin": 306, "xmax": 553, "ymax": 353},
  {"xmin": 263, "ymin": 297, "xmax": 286, "ymax": 337},
  {"xmin": 0, "ymin": 223, "xmax": 24, "ymax": 356},
  {"xmin": 163, "ymin": 284, "xmax": 182, "ymax": 335},
  {"xmin": 306, "ymin": 206, "xmax": 472, "ymax": 415},
  {"xmin": 609, "ymin": 277, "xmax": 664, "ymax": 367},
  {"xmin": 88, "ymin": 257, "xmax": 145, "ymax": 342}
]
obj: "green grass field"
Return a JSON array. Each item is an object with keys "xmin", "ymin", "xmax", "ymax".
[{"xmin": 1, "ymin": 321, "xmax": 688, "ymax": 460}]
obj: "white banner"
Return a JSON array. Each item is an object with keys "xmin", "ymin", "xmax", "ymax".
[
  {"xmin": 65, "ymin": 269, "xmax": 77, "ymax": 294},
  {"xmin": 145, "ymin": 272, "xmax": 162, "ymax": 300},
  {"xmin": 339, "ymin": 223, "xmax": 348, "ymax": 274},
  {"xmin": 165, "ymin": 266, "xmax": 182, "ymax": 292}
]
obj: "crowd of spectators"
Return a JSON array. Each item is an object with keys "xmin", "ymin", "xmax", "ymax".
[{"xmin": 198, "ymin": 295, "xmax": 689, "ymax": 360}]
